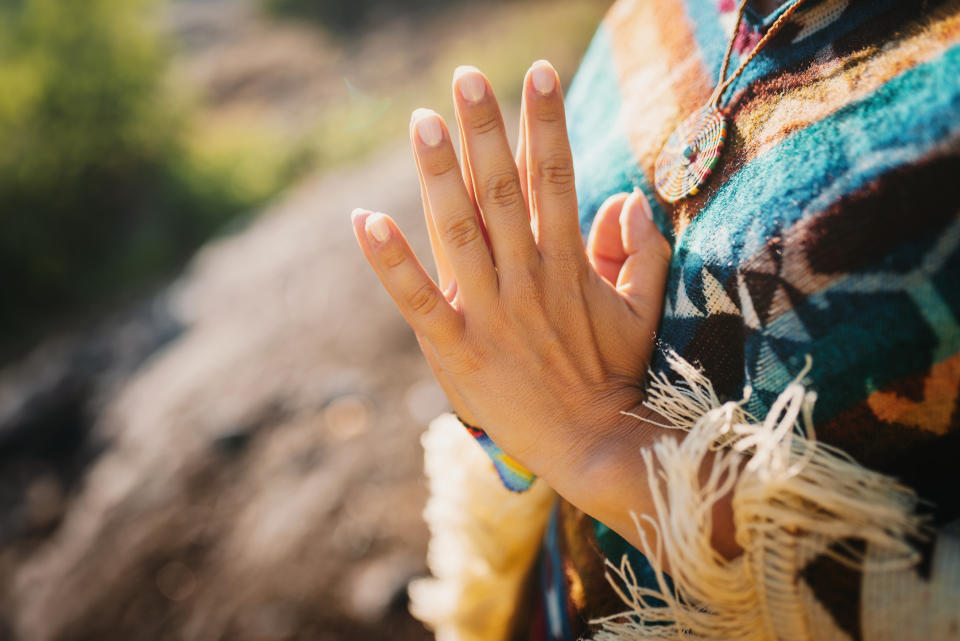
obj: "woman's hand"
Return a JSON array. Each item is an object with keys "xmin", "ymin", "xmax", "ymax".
[{"xmin": 351, "ymin": 61, "xmax": 671, "ymax": 524}]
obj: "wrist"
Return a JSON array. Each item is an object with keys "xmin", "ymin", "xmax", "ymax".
[
  {"xmin": 548, "ymin": 402, "xmax": 744, "ymax": 563},
  {"xmin": 543, "ymin": 402, "xmax": 673, "ymax": 523}
]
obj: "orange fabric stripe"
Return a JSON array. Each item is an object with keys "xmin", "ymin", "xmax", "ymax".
[
  {"xmin": 603, "ymin": 0, "xmax": 715, "ymax": 230},
  {"xmin": 601, "ymin": 0, "xmax": 960, "ymax": 227},
  {"xmin": 867, "ymin": 351, "xmax": 960, "ymax": 436},
  {"xmin": 728, "ymin": 0, "xmax": 960, "ymax": 173}
]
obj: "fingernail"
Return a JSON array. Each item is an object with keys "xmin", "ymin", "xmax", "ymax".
[
  {"xmin": 365, "ymin": 213, "xmax": 391, "ymax": 244},
  {"xmin": 412, "ymin": 109, "xmax": 443, "ymax": 147},
  {"xmin": 531, "ymin": 61, "xmax": 556, "ymax": 95},
  {"xmin": 633, "ymin": 187, "xmax": 653, "ymax": 220},
  {"xmin": 454, "ymin": 66, "xmax": 486, "ymax": 104},
  {"xmin": 351, "ymin": 207, "xmax": 369, "ymax": 220},
  {"xmin": 623, "ymin": 191, "xmax": 653, "ymax": 227}
]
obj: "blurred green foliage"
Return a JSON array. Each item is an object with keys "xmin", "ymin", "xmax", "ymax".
[
  {"xmin": 0, "ymin": 0, "xmax": 301, "ymax": 347},
  {"xmin": 262, "ymin": 0, "xmax": 452, "ymax": 31},
  {"xmin": 306, "ymin": 0, "xmax": 606, "ymax": 169}
]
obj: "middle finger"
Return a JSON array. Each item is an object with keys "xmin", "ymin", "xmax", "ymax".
[{"xmin": 453, "ymin": 66, "xmax": 539, "ymax": 272}]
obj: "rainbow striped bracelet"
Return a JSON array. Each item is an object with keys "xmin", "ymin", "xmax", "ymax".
[{"xmin": 456, "ymin": 415, "xmax": 536, "ymax": 493}]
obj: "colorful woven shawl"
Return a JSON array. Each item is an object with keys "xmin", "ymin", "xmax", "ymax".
[{"xmin": 530, "ymin": 0, "xmax": 960, "ymax": 638}]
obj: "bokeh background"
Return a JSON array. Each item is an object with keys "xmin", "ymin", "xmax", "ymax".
[{"xmin": 0, "ymin": 0, "xmax": 611, "ymax": 639}]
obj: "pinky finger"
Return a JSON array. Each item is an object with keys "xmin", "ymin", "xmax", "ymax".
[{"xmin": 352, "ymin": 209, "xmax": 463, "ymax": 346}]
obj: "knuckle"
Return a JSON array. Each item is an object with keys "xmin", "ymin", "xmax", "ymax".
[
  {"xmin": 380, "ymin": 243, "xmax": 407, "ymax": 269},
  {"xmin": 517, "ymin": 283, "xmax": 545, "ymax": 310},
  {"xmin": 408, "ymin": 283, "xmax": 441, "ymax": 315},
  {"xmin": 469, "ymin": 111, "xmax": 501, "ymax": 135},
  {"xmin": 423, "ymin": 152, "xmax": 459, "ymax": 178},
  {"xmin": 535, "ymin": 155, "xmax": 575, "ymax": 194},
  {"xmin": 448, "ymin": 342, "xmax": 483, "ymax": 376},
  {"xmin": 653, "ymin": 234, "xmax": 673, "ymax": 263},
  {"xmin": 442, "ymin": 212, "xmax": 482, "ymax": 249},
  {"xmin": 483, "ymin": 172, "xmax": 524, "ymax": 209},
  {"xmin": 509, "ymin": 263, "xmax": 546, "ymax": 307},
  {"xmin": 534, "ymin": 107, "xmax": 564, "ymax": 124},
  {"xmin": 547, "ymin": 248, "xmax": 586, "ymax": 276}
]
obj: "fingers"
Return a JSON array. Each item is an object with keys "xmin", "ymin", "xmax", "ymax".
[
  {"xmin": 411, "ymin": 120, "xmax": 455, "ymax": 297},
  {"xmin": 522, "ymin": 60, "xmax": 583, "ymax": 257},
  {"xmin": 515, "ymin": 108, "xmax": 530, "ymax": 211},
  {"xmin": 586, "ymin": 192, "xmax": 630, "ymax": 285},
  {"xmin": 410, "ymin": 108, "xmax": 499, "ymax": 306},
  {"xmin": 615, "ymin": 190, "xmax": 672, "ymax": 317},
  {"xmin": 457, "ymin": 108, "xmax": 478, "ymax": 211},
  {"xmin": 352, "ymin": 209, "xmax": 463, "ymax": 344},
  {"xmin": 453, "ymin": 66, "xmax": 538, "ymax": 270}
]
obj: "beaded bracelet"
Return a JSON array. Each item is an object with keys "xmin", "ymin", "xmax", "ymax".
[{"xmin": 455, "ymin": 414, "xmax": 536, "ymax": 493}]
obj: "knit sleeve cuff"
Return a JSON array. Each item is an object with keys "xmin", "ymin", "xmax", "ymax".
[
  {"xmin": 409, "ymin": 414, "xmax": 556, "ymax": 641},
  {"xmin": 594, "ymin": 351, "xmax": 927, "ymax": 641}
]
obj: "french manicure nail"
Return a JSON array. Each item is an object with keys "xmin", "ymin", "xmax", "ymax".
[
  {"xmin": 628, "ymin": 189, "xmax": 654, "ymax": 221},
  {"xmin": 365, "ymin": 213, "xmax": 391, "ymax": 243},
  {"xmin": 531, "ymin": 61, "xmax": 556, "ymax": 95},
  {"xmin": 642, "ymin": 199, "xmax": 654, "ymax": 221},
  {"xmin": 412, "ymin": 109, "xmax": 443, "ymax": 147},
  {"xmin": 455, "ymin": 66, "xmax": 486, "ymax": 104}
]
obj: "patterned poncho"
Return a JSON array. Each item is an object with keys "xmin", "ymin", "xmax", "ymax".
[{"xmin": 410, "ymin": 1, "xmax": 960, "ymax": 640}]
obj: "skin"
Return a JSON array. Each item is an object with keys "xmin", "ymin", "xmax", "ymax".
[{"xmin": 351, "ymin": 62, "xmax": 741, "ymax": 562}]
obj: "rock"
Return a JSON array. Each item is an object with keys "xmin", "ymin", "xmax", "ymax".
[
  {"xmin": 324, "ymin": 395, "xmax": 372, "ymax": 442},
  {"xmin": 346, "ymin": 551, "xmax": 424, "ymax": 623},
  {"xmin": 0, "ymin": 143, "xmax": 435, "ymax": 641},
  {"xmin": 0, "ymin": 298, "xmax": 182, "ymax": 545}
]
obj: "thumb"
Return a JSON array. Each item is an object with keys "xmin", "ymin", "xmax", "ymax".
[
  {"xmin": 586, "ymin": 192, "xmax": 631, "ymax": 285},
  {"xmin": 616, "ymin": 189, "xmax": 672, "ymax": 317}
]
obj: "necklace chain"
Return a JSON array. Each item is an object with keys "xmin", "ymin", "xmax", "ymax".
[
  {"xmin": 711, "ymin": 0, "xmax": 814, "ymax": 108},
  {"xmin": 654, "ymin": 0, "xmax": 813, "ymax": 203}
]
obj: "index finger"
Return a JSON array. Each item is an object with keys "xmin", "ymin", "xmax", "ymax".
[{"xmin": 352, "ymin": 209, "xmax": 463, "ymax": 346}]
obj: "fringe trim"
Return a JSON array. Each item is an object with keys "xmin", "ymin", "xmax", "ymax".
[
  {"xmin": 594, "ymin": 351, "xmax": 926, "ymax": 641},
  {"xmin": 408, "ymin": 414, "xmax": 556, "ymax": 641}
]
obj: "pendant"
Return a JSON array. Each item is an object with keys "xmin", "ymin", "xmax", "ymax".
[{"xmin": 654, "ymin": 105, "xmax": 727, "ymax": 204}]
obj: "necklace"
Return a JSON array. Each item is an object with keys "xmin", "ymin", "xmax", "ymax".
[{"xmin": 654, "ymin": 0, "xmax": 812, "ymax": 203}]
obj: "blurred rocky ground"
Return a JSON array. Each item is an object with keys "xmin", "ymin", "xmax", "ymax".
[
  {"xmin": 0, "ymin": 0, "xmax": 602, "ymax": 637},
  {"xmin": 0, "ymin": 137, "xmax": 448, "ymax": 640},
  {"xmin": 0, "ymin": 2, "xmax": 453, "ymax": 639}
]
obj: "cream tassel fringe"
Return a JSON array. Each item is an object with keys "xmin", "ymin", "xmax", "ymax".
[
  {"xmin": 409, "ymin": 414, "xmax": 556, "ymax": 641},
  {"xmin": 594, "ymin": 351, "xmax": 926, "ymax": 641}
]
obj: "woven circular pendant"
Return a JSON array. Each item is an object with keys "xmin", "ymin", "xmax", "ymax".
[{"xmin": 654, "ymin": 105, "xmax": 727, "ymax": 203}]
